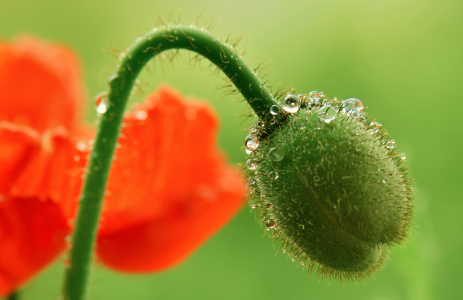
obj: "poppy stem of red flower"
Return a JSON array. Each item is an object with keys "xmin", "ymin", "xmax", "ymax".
[
  {"xmin": 7, "ymin": 291, "xmax": 18, "ymax": 300},
  {"xmin": 61, "ymin": 25, "xmax": 275, "ymax": 300}
]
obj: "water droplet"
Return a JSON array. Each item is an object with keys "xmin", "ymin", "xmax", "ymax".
[
  {"xmin": 76, "ymin": 142, "xmax": 87, "ymax": 151},
  {"xmin": 370, "ymin": 121, "xmax": 382, "ymax": 129},
  {"xmin": 270, "ymin": 104, "xmax": 281, "ymax": 115},
  {"xmin": 134, "ymin": 110, "xmax": 148, "ymax": 120},
  {"xmin": 385, "ymin": 139, "xmax": 395, "ymax": 149},
  {"xmin": 382, "ymin": 178, "xmax": 387, "ymax": 184},
  {"xmin": 266, "ymin": 219, "xmax": 276, "ymax": 230},
  {"xmin": 267, "ymin": 203, "xmax": 274, "ymax": 209},
  {"xmin": 256, "ymin": 121, "xmax": 265, "ymax": 129},
  {"xmin": 282, "ymin": 94, "xmax": 300, "ymax": 113},
  {"xmin": 249, "ymin": 125, "xmax": 257, "ymax": 134},
  {"xmin": 282, "ymin": 249, "xmax": 287, "ymax": 253},
  {"xmin": 248, "ymin": 177, "xmax": 256, "ymax": 185},
  {"xmin": 244, "ymin": 135, "xmax": 259, "ymax": 153},
  {"xmin": 95, "ymin": 92, "xmax": 108, "ymax": 114},
  {"xmin": 341, "ymin": 98, "xmax": 364, "ymax": 117},
  {"xmin": 251, "ymin": 204, "xmax": 257, "ymax": 209},
  {"xmin": 185, "ymin": 108, "xmax": 197, "ymax": 121},
  {"xmin": 291, "ymin": 257, "xmax": 296, "ymax": 262},
  {"xmin": 269, "ymin": 147, "xmax": 283, "ymax": 162},
  {"xmin": 318, "ymin": 105, "xmax": 338, "ymax": 124},
  {"xmin": 301, "ymin": 262, "xmax": 305, "ymax": 266},
  {"xmin": 274, "ymin": 172, "xmax": 279, "ymax": 180},
  {"xmin": 246, "ymin": 159, "xmax": 258, "ymax": 171},
  {"xmin": 308, "ymin": 91, "xmax": 321, "ymax": 104},
  {"xmin": 401, "ymin": 153, "xmax": 406, "ymax": 160}
]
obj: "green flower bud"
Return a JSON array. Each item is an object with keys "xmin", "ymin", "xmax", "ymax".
[{"xmin": 245, "ymin": 91, "xmax": 414, "ymax": 281}]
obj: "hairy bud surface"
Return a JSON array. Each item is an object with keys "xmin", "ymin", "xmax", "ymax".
[{"xmin": 245, "ymin": 91, "xmax": 414, "ymax": 280}]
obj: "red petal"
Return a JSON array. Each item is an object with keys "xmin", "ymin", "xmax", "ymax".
[
  {"xmin": 0, "ymin": 196, "xmax": 70, "ymax": 297},
  {"xmin": 96, "ymin": 86, "xmax": 246, "ymax": 272},
  {"xmin": 0, "ymin": 122, "xmax": 40, "ymax": 195},
  {"xmin": 0, "ymin": 37, "xmax": 84, "ymax": 133}
]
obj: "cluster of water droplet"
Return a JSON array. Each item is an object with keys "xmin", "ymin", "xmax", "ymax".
[{"xmin": 243, "ymin": 89, "xmax": 412, "ymax": 279}]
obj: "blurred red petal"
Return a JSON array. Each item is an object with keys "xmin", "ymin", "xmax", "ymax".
[
  {"xmin": 11, "ymin": 127, "xmax": 88, "ymax": 220},
  {"xmin": 0, "ymin": 122, "xmax": 40, "ymax": 194},
  {"xmin": 0, "ymin": 196, "xmax": 70, "ymax": 297},
  {"xmin": 0, "ymin": 37, "xmax": 84, "ymax": 133},
  {"xmin": 96, "ymin": 86, "xmax": 246, "ymax": 271}
]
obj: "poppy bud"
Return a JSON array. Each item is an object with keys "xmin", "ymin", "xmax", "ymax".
[{"xmin": 245, "ymin": 91, "xmax": 414, "ymax": 280}]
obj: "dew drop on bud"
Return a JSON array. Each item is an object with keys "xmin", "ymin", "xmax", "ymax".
[
  {"xmin": 246, "ymin": 159, "xmax": 258, "ymax": 171},
  {"xmin": 384, "ymin": 139, "xmax": 395, "ymax": 149},
  {"xmin": 270, "ymin": 104, "xmax": 281, "ymax": 115},
  {"xmin": 269, "ymin": 147, "xmax": 283, "ymax": 162},
  {"xmin": 308, "ymin": 91, "xmax": 321, "ymax": 104},
  {"xmin": 401, "ymin": 153, "xmax": 406, "ymax": 160},
  {"xmin": 266, "ymin": 219, "xmax": 276, "ymax": 230},
  {"xmin": 95, "ymin": 92, "xmax": 108, "ymax": 114},
  {"xmin": 267, "ymin": 203, "xmax": 274, "ymax": 209},
  {"xmin": 248, "ymin": 177, "xmax": 256, "ymax": 185},
  {"xmin": 282, "ymin": 94, "xmax": 300, "ymax": 113},
  {"xmin": 341, "ymin": 98, "xmax": 364, "ymax": 116},
  {"xmin": 370, "ymin": 121, "xmax": 382, "ymax": 129},
  {"xmin": 318, "ymin": 105, "xmax": 338, "ymax": 124},
  {"xmin": 245, "ymin": 135, "xmax": 259, "ymax": 153}
]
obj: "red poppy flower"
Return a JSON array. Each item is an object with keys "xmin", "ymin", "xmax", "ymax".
[{"xmin": 0, "ymin": 37, "xmax": 245, "ymax": 296}]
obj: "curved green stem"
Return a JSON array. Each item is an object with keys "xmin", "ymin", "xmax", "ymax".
[
  {"xmin": 7, "ymin": 291, "xmax": 18, "ymax": 300},
  {"xmin": 61, "ymin": 25, "xmax": 276, "ymax": 300}
]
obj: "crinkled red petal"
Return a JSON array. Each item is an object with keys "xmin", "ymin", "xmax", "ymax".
[
  {"xmin": 0, "ymin": 196, "xmax": 70, "ymax": 297},
  {"xmin": 96, "ymin": 86, "xmax": 246, "ymax": 272},
  {"xmin": 0, "ymin": 36, "xmax": 84, "ymax": 133}
]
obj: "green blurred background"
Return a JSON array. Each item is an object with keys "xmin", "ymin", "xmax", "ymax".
[{"xmin": 1, "ymin": 0, "xmax": 461, "ymax": 299}]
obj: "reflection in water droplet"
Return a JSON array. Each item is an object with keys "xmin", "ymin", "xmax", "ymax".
[
  {"xmin": 291, "ymin": 257, "xmax": 295, "ymax": 262},
  {"xmin": 269, "ymin": 147, "xmax": 283, "ymax": 162},
  {"xmin": 267, "ymin": 203, "xmax": 274, "ymax": 209},
  {"xmin": 95, "ymin": 92, "xmax": 108, "ymax": 114},
  {"xmin": 266, "ymin": 219, "xmax": 276, "ymax": 230},
  {"xmin": 282, "ymin": 249, "xmax": 287, "ymax": 253},
  {"xmin": 282, "ymin": 94, "xmax": 300, "ymax": 113},
  {"xmin": 401, "ymin": 153, "xmax": 406, "ymax": 160},
  {"xmin": 270, "ymin": 105, "xmax": 280, "ymax": 115},
  {"xmin": 318, "ymin": 105, "xmax": 338, "ymax": 123},
  {"xmin": 246, "ymin": 159, "xmax": 258, "ymax": 171},
  {"xmin": 244, "ymin": 135, "xmax": 259, "ymax": 153},
  {"xmin": 308, "ymin": 91, "xmax": 320, "ymax": 104},
  {"xmin": 341, "ymin": 98, "xmax": 364, "ymax": 117},
  {"xmin": 248, "ymin": 178, "xmax": 256, "ymax": 185},
  {"xmin": 251, "ymin": 204, "xmax": 256, "ymax": 209},
  {"xmin": 385, "ymin": 139, "xmax": 395, "ymax": 149},
  {"xmin": 370, "ymin": 121, "xmax": 382, "ymax": 129}
]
